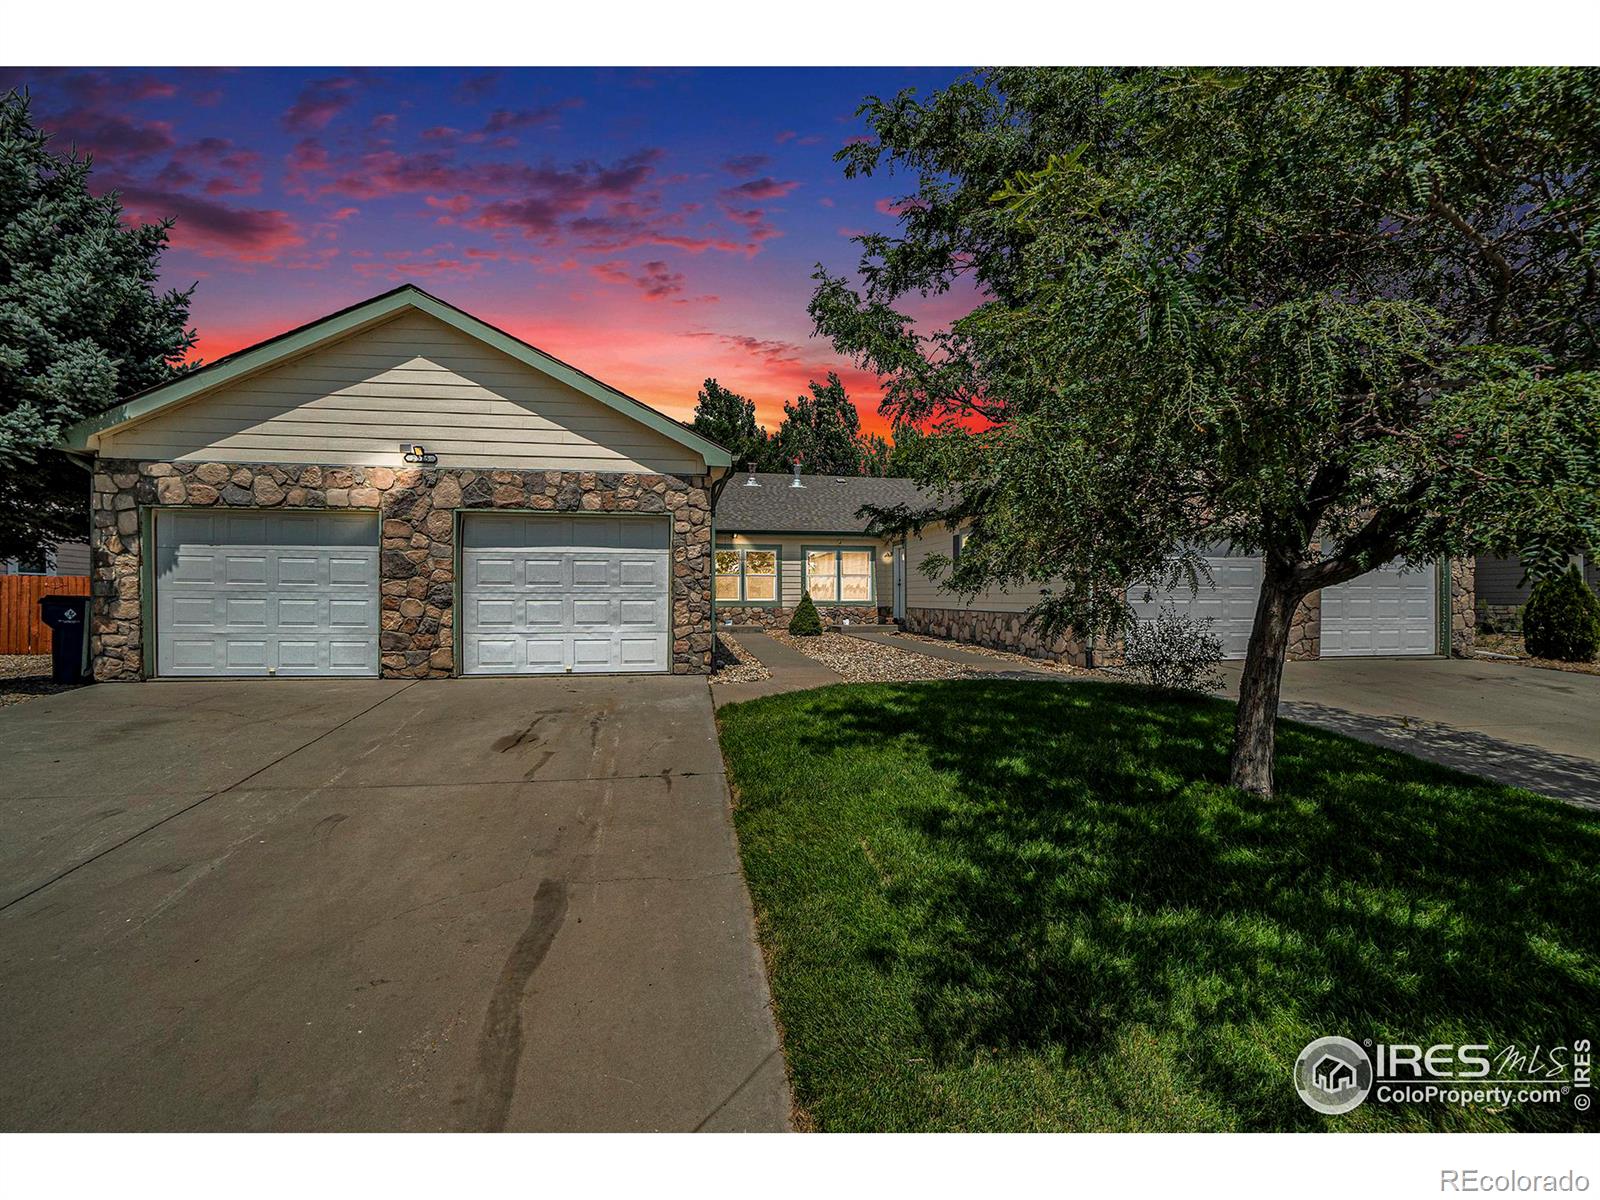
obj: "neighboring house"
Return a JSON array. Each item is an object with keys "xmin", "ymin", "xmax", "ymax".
[
  {"xmin": 718, "ymin": 468, "xmax": 1475, "ymax": 664},
  {"xmin": 1476, "ymin": 553, "xmax": 1599, "ymax": 632},
  {"xmin": 713, "ymin": 467, "xmax": 919, "ymax": 626},
  {"xmin": 58, "ymin": 285, "xmax": 732, "ymax": 682},
  {"xmin": 1, "ymin": 540, "xmax": 90, "ymax": 575}
]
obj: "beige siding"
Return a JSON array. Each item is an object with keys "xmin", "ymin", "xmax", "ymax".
[
  {"xmin": 96, "ymin": 310, "xmax": 705, "ymax": 475},
  {"xmin": 721, "ymin": 533, "xmax": 891, "ymax": 607},
  {"xmin": 903, "ymin": 522, "xmax": 1044, "ymax": 613}
]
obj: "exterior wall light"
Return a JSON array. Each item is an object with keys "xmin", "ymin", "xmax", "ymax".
[{"xmin": 402, "ymin": 444, "xmax": 438, "ymax": 464}]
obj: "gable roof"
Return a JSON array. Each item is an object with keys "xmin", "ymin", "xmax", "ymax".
[
  {"xmin": 61, "ymin": 284, "xmax": 732, "ymax": 467},
  {"xmin": 715, "ymin": 472, "xmax": 926, "ymax": 534}
]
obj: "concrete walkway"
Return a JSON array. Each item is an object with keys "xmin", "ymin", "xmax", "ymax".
[
  {"xmin": 0, "ymin": 676, "xmax": 790, "ymax": 1131},
  {"xmin": 712, "ymin": 629, "xmax": 842, "ymax": 707}
]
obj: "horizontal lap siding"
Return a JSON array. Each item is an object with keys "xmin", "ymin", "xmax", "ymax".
[
  {"xmin": 96, "ymin": 311, "xmax": 703, "ymax": 475},
  {"xmin": 903, "ymin": 523, "xmax": 1042, "ymax": 613}
]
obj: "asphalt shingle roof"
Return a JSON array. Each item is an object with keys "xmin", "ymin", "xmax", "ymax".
[{"xmin": 714, "ymin": 472, "xmax": 926, "ymax": 534}]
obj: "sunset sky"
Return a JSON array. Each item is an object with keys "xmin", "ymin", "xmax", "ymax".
[{"xmin": 2, "ymin": 67, "xmax": 976, "ymax": 437}]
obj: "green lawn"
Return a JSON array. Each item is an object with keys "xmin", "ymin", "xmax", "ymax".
[{"xmin": 717, "ymin": 680, "xmax": 1600, "ymax": 1132}]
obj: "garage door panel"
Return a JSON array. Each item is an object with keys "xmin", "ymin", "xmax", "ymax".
[
  {"xmin": 619, "ymin": 599, "xmax": 659, "ymax": 626},
  {"xmin": 156, "ymin": 510, "xmax": 378, "ymax": 677},
  {"xmin": 572, "ymin": 599, "xmax": 614, "ymax": 626},
  {"xmin": 227, "ymin": 597, "xmax": 270, "ymax": 627},
  {"xmin": 571, "ymin": 558, "xmax": 610, "ymax": 587},
  {"xmin": 473, "ymin": 557, "xmax": 516, "ymax": 586},
  {"xmin": 328, "ymin": 598, "xmax": 372, "ymax": 627},
  {"xmin": 462, "ymin": 514, "xmax": 670, "ymax": 675},
  {"xmin": 525, "ymin": 599, "xmax": 563, "ymax": 626},
  {"xmin": 524, "ymin": 558, "xmax": 563, "ymax": 587},
  {"xmin": 474, "ymin": 597, "xmax": 518, "ymax": 628},
  {"xmin": 327, "ymin": 556, "xmax": 370, "ymax": 586},
  {"xmin": 225, "ymin": 555, "xmax": 269, "ymax": 585}
]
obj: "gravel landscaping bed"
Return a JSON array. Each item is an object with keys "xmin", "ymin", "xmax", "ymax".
[
  {"xmin": 711, "ymin": 633, "xmax": 772, "ymax": 684},
  {"xmin": 890, "ymin": 629, "xmax": 1092, "ymax": 675},
  {"xmin": 768, "ymin": 629, "xmax": 987, "ymax": 683},
  {"xmin": 0, "ymin": 655, "xmax": 81, "ymax": 707},
  {"xmin": 1474, "ymin": 633, "xmax": 1600, "ymax": 677}
]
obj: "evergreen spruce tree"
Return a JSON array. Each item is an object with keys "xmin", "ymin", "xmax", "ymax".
[
  {"xmin": 788, "ymin": 589, "xmax": 824, "ymax": 636},
  {"xmin": 0, "ymin": 90, "xmax": 196, "ymax": 561}
]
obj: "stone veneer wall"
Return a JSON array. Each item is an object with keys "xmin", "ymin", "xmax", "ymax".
[
  {"xmin": 1476, "ymin": 601, "xmax": 1522, "ymax": 634},
  {"xmin": 901, "ymin": 606, "xmax": 1091, "ymax": 666},
  {"xmin": 717, "ymin": 604, "xmax": 884, "ymax": 628},
  {"xmin": 89, "ymin": 459, "xmax": 713, "ymax": 681},
  {"xmin": 1450, "ymin": 557, "xmax": 1476, "ymax": 657},
  {"xmin": 1287, "ymin": 592, "xmax": 1320, "ymax": 660}
]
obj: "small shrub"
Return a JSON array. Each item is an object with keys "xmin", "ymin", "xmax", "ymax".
[
  {"xmin": 1120, "ymin": 606, "xmax": 1224, "ymax": 693},
  {"xmin": 1522, "ymin": 566, "xmax": 1600, "ymax": 661},
  {"xmin": 788, "ymin": 590, "xmax": 824, "ymax": 636}
]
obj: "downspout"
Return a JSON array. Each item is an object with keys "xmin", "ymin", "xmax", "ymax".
[{"xmin": 707, "ymin": 465, "xmax": 733, "ymax": 641}]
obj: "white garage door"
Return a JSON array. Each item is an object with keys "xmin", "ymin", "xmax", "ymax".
[
  {"xmin": 461, "ymin": 514, "xmax": 670, "ymax": 675},
  {"xmin": 155, "ymin": 510, "xmax": 378, "ymax": 677},
  {"xmin": 1321, "ymin": 561, "xmax": 1438, "ymax": 657},
  {"xmin": 1131, "ymin": 550, "xmax": 1263, "ymax": 660}
]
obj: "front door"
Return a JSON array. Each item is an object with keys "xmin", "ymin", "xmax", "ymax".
[{"xmin": 892, "ymin": 543, "xmax": 907, "ymax": 621}]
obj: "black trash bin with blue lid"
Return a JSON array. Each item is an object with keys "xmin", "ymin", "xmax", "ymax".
[{"xmin": 38, "ymin": 595, "xmax": 91, "ymax": 684}]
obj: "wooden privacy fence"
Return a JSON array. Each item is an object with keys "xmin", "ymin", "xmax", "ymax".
[{"xmin": 0, "ymin": 575, "xmax": 92, "ymax": 654}]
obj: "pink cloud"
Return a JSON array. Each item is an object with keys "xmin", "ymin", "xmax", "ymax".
[
  {"xmin": 47, "ymin": 110, "xmax": 176, "ymax": 163},
  {"xmin": 282, "ymin": 76, "xmax": 358, "ymax": 132},
  {"xmin": 875, "ymin": 196, "xmax": 929, "ymax": 216},
  {"xmin": 722, "ymin": 153, "xmax": 771, "ymax": 175},
  {"xmin": 111, "ymin": 182, "xmax": 304, "ymax": 261},
  {"xmin": 723, "ymin": 177, "xmax": 800, "ymax": 201}
]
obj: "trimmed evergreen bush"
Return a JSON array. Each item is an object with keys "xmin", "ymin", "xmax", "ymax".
[
  {"xmin": 1522, "ymin": 566, "xmax": 1600, "ymax": 661},
  {"xmin": 788, "ymin": 590, "xmax": 824, "ymax": 636}
]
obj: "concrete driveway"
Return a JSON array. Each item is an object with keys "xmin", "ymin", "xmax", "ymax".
[
  {"xmin": 0, "ymin": 676, "xmax": 789, "ymax": 1132},
  {"xmin": 1217, "ymin": 657, "xmax": 1600, "ymax": 806}
]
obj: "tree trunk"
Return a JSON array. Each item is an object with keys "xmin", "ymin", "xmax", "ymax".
[{"xmin": 1228, "ymin": 565, "xmax": 1303, "ymax": 797}]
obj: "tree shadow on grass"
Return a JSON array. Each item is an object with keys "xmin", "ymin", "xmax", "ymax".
[{"xmin": 780, "ymin": 680, "xmax": 1600, "ymax": 1130}]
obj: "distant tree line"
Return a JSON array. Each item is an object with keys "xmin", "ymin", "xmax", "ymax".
[{"xmin": 688, "ymin": 373, "xmax": 925, "ymax": 477}]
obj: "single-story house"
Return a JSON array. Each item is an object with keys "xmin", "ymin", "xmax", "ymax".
[
  {"xmin": 717, "ymin": 466, "xmax": 1476, "ymax": 664},
  {"xmin": 59, "ymin": 285, "xmax": 733, "ymax": 681},
  {"xmin": 712, "ymin": 468, "xmax": 921, "ymax": 627}
]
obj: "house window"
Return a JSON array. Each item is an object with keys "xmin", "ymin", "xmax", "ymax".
[
  {"xmin": 804, "ymin": 547, "xmax": 875, "ymax": 604},
  {"xmin": 952, "ymin": 532, "xmax": 966, "ymax": 565},
  {"xmin": 715, "ymin": 546, "xmax": 780, "ymax": 605}
]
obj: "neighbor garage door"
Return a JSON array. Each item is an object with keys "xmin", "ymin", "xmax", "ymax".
[
  {"xmin": 1320, "ymin": 561, "xmax": 1438, "ymax": 656},
  {"xmin": 461, "ymin": 514, "xmax": 670, "ymax": 675},
  {"xmin": 1130, "ymin": 548, "xmax": 1262, "ymax": 660},
  {"xmin": 155, "ymin": 510, "xmax": 378, "ymax": 677}
]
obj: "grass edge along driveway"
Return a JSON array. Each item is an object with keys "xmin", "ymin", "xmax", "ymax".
[{"xmin": 716, "ymin": 680, "xmax": 1599, "ymax": 1132}]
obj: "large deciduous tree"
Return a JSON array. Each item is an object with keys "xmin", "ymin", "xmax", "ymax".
[
  {"xmin": 810, "ymin": 67, "xmax": 1600, "ymax": 795},
  {"xmin": 0, "ymin": 89, "xmax": 196, "ymax": 562}
]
